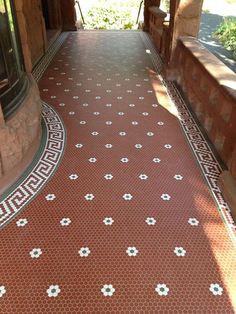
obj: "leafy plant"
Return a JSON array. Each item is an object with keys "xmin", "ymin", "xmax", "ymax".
[
  {"xmin": 84, "ymin": 0, "xmax": 139, "ymax": 30},
  {"xmin": 215, "ymin": 17, "xmax": 236, "ymax": 59}
]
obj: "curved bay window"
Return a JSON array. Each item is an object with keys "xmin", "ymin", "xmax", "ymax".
[{"xmin": 0, "ymin": 0, "xmax": 28, "ymax": 119}]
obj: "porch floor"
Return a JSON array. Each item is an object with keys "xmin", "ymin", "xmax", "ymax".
[{"xmin": 0, "ymin": 31, "xmax": 235, "ymax": 313}]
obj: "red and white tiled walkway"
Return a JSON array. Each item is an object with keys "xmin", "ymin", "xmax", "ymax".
[{"xmin": 0, "ymin": 31, "xmax": 235, "ymax": 313}]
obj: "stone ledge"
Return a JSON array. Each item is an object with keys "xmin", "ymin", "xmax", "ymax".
[
  {"xmin": 149, "ymin": 6, "xmax": 167, "ymax": 19},
  {"xmin": 179, "ymin": 36, "xmax": 236, "ymax": 99}
]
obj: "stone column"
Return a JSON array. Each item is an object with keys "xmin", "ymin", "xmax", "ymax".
[
  {"xmin": 143, "ymin": 0, "xmax": 161, "ymax": 32},
  {"xmin": 0, "ymin": 76, "xmax": 42, "ymax": 193},
  {"xmin": 170, "ymin": 0, "xmax": 203, "ymax": 55},
  {"xmin": 60, "ymin": 0, "xmax": 77, "ymax": 31}
]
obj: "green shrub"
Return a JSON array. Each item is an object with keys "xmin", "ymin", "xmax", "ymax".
[
  {"xmin": 215, "ymin": 18, "xmax": 236, "ymax": 59},
  {"xmin": 84, "ymin": 0, "xmax": 139, "ymax": 30}
]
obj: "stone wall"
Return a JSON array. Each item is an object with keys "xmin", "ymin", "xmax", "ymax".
[
  {"xmin": 170, "ymin": 37, "xmax": 236, "ymax": 216},
  {"xmin": 0, "ymin": 75, "xmax": 42, "ymax": 193}
]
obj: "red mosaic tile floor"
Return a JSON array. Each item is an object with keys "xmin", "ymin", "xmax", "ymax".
[{"xmin": 0, "ymin": 31, "xmax": 236, "ymax": 313}]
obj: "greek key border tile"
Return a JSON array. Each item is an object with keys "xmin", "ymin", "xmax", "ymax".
[
  {"xmin": 0, "ymin": 33, "xmax": 68, "ymax": 228},
  {"xmin": 140, "ymin": 32, "xmax": 236, "ymax": 243}
]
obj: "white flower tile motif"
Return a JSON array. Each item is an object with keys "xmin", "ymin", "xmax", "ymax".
[
  {"xmin": 129, "ymin": 104, "xmax": 135, "ymax": 107},
  {"xmin": 69, "ymin": 111, "xmax": 75, "ymax": 115},
  {"xmin": 139, "ymin": 97, "xmax": 144, "ymax": 100},
  {"xmin": 103, "ymin": 217, "xmax": 114, "ymax": 225},
  {"xmin": 161, "ymin": 194, "xmax": 171, "ymax": 201},
  {"xmin": 0, "ymin": 286, "xmax": 6, "ymax": 298},
  {"xmin": 47, "ymin": 285, "xmax": 61, "ymax": 298},
  {"xmin": 135, "ymin": 144, "xmax": 142, "ymax": 149},
  {"xmin": 45, "ymin": 194, "xmax": 56, "ymax": 201},
  {"xmin": 188, "ymin": 218, "xmax": 199, "ymax": 226},
  {"xmin": 146, "ymin": 217, "xmax": 156, "ymax": 225},
  {"xmin": 106, "ymin": 90, "xmax": 112, "ymax": 93},
  {"xmin": 174, "ymin": 247, "xmax": 186, "ymax": 257},
  {"xmin": 106, "ymin": 121, "xmax": 112, "ymax": 125},
  {"xmin": 174, "ymin": 175, "xmax": 183, "ymax": 181},
  {"xmin": 59, "ymin": 103, "xmax": 65, "ymax": 107},
  {"xmin": 80, "ymin": 121, "xmax": 86, "ymax": 125},
  {"xmin": 16, "ymin": 218, "xmax": 28, "ymax": 227},
  {"xmin": 82, "ymin": 103, "xmax": 89, "ymax": 107},
  {"xmin": 89, "ymin": 158, "xmax": 97, "ymax": 163},
  {"xmin": 139, "ymin": 174, "xmax": 148, "ymax": 180},
  {"xmin": 91, "ymin": 132, "xmax": 99, "ymax": 136},
  {"xmin": 155, "ymin": 284, "xmax": 169, "ymax": 296},
  {"xmin": 209, "ymin": 283, "xmax": 223, "ymax": 296},
  {"xmin": 60, "ymin": 218, "xmax": 71, "ymax": 226},
  {"xmin": 126, "ymin": 247, "xmax": 138, "ymax": 256},
  {"xmin": 93, "ymin": 112, "xmax": 100, "ymax": 115},
  {"xmin": 147, "ymin": 132, "xmax": 154, "ymax": 136},
  {"xmin": 164, "ymin": 144, "xmax": 172, "ymax": 149},
  {"xmin": 73, "ymin": 96, "xmax": 79, "ymax": 99},
  {"xmin": 106, "ymin": 104, "xmax": 112, "ymax": 107},
  {"xmin": 123, "ymin": 193, "xmax": 133, "ymax": 200},
  {"xmin": 78, "ymin": 247, "xmax": 91, "ymax": 257},
  {"xmin": 119, "ymin": 132, "xmax": 126, "ymax": 136},
  {"xmin": 104, "ymin": 174, "xmax": 113, "ymax": 180},
  {"xmin": 101, "ymin": 284, "xmax": 115, "ymax": 297},
  {"xmin": 69, "ymin": 174, "xmax": 78, "ymax": 180},
  {"xmin": 132, "ymin": 121, "xmax": 139, "ymax": 125},
  {"xmin": 157, "ymin": 121, "xmax": 164, "ymax": 125},
  {"xmin": 142, "ymin": 112, "xmax": 149, "ymax": 116},
  {"xmin": 117, "ymin": 97, "xmax": 123, "ymax": 100},
  {"xmin": 75, "ymin": 144, "xmax": 83, "ymax": 148},
  {"xmin": 29, "ymin": 248, "xmax": 42, "ymax": 259},
  {"xmin": 121, "ymin": 158, "xmax": 129, "ymax": 163},
  {"xmin": 153, "ymin": 158, "xmax": 161, "ymax": 163},
  {"xmin": 118, "ymin": 112, "xmax": 125, "ymax": 116},
  {"xmin": 84, "ymin": 194, "xmax": 95, "ymax": 201},
  {"xmin": 105, "ymin": 144, "xmax": 113, "ymax": 149},
  {"xmin": 152, "ymin": 104, "xmax": 158, "ymax": 107}
]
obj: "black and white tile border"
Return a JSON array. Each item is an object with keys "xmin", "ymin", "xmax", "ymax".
[
  {"xmin": 140, "ymin": 32, "xmax": 236, "ymax": 243},
  {"xmin": 33, "ymin": 32, "xmax": 68, "ymax": 82},
  {"xmin": 0, "ymin": 33, "xmax": 68, "ymax": 228}
]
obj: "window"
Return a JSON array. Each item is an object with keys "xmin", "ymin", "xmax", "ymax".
[{"xmin": 0, "ymin": 0, "xmax": 27, "ymax": 119}]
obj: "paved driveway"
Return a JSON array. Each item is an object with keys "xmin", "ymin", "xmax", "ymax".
[{"xmin": 199, "ymin": 13, "xmax": 236, "ymax": 72}]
